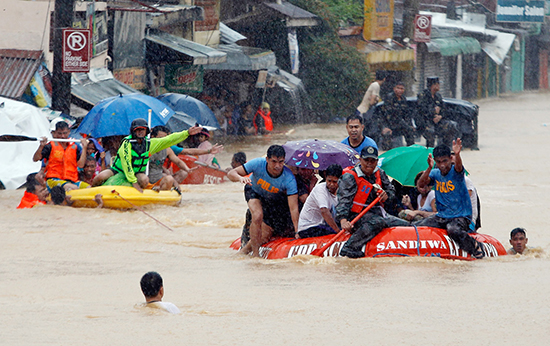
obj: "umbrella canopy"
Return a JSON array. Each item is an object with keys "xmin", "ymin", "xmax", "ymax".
[
  {"xmin": 283, "ymin": 139, "xmax": 359, "ymax": 170},
  {"xmin": 378, "ymin": 144, "xmax": 433, "ymax": 187},
  {"xmin": 166, "ymin": 111, "xmax": 218, "ymax": 133},
  {"xmin": 77, "ymin": 93, "xmax": 174, "ymax": 138},
  {"xmin": 157, "ymin": 93, "xmax": 220, "ymax": 129}
]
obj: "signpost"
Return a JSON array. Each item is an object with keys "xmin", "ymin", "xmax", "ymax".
[
  {"xmin": 413, "ymin": 14, "xmax": 432, "ymax": 43},
  {"xmin": 62, "ymin": 29, "xmax": 91, "ymax": 73}
]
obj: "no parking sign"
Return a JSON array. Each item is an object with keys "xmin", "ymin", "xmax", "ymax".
[{"xmin": 62, "ymin": 29, "xmax": 91, "ymax": 73}]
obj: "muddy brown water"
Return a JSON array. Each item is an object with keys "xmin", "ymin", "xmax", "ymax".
[{"xmin": 1, "ymin": 93, "xmax": 549, "ymax": 345}]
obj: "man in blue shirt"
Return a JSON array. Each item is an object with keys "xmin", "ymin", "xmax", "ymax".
[
  {"xmin": 415, "ymin": 139, "xmax": 485, "ymax": 259},
  {"xmin": 341, "ymin": 114, "xmax": 378, "ymax": 155},
  {"xmin": 228, "ymin": 145, "xmax": 299, "ymax": 257}
]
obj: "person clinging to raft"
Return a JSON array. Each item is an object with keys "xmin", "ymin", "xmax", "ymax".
[
  {"xmin": 227, "ymin": 145, "xmax": 299, "ymax": 257},
  {"xmin": 92, "ymin": 119, "xmax": 201, "ymax": 192}
]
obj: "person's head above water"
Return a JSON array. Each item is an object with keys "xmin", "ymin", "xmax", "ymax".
[
  {"xmin": 140, "ymin": 271, "xmax": 164, "ymax": 301},
  {"xmin": 509, "ymin": 228, "xmax": 528, "ymax": 254},
  {"xmin": 231, "ymin": 152, "xmax": 247, "ymax": 168}
]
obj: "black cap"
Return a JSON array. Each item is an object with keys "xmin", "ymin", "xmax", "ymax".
[
  {"xmin": 427, "ymin": 76, "xmax": 439, "ymax": 87},
  {"xmin": 360, "ymin": 146, "xmax": 378, "ymax": 159},
  {"xmin": 130, "ymin": 118, "xmax": 150, "ymax": 135}
]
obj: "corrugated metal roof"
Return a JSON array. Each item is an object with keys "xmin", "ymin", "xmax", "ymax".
[
  {"xmin": 71, "ymin": 68, "xmax": 139, "ymax": 107},
  {"xmin": 0, "ymin": 49, "xmax": 43, "ymax": 100},
  {"xmin": 220, "ymin": 23, "xmax": 247, "ymax": 44},
  {"xmin": 145, "ymin": 29, "xmax": 226, "ymax": 65},
  {"xmin": 263, "ymin": 1, "xmax": 318, "ymax": 20},
  {"xmin": 203, "ymin": 44, "xmax": 276, "ymax": 71}
]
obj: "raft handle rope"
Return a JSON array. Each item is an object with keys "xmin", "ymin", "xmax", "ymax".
[
  {"xmin": 111, "ymin": 189, "xmax": 174, "ymax": 232},
  {"xmin": 413, "ymin": 224, "xmax": 421, "ymax": 256}
]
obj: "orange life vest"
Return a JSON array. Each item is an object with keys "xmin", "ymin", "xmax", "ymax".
[
  {"xmin": 343, "ymin": 166, "xmax": 382, "ymax": 214},
  {"xmin": 253, "ymin": 108, "xmax": 274, "ymax": 133},
  {"xmin": 17, "ymin": 191, "xmax": 46, "ymax": 209},
  {"xmin": 45, "ymin": 141, "xmax": 79, "ymax": 182}
]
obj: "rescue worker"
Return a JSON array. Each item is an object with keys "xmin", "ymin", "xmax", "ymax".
[
  {"xmin": 380, "ymin": 81, "xmax": 416, "ymax": 150},
  {"xmin": 253, "ymin": 102, "xmax": 274, "ymax": 135},
  {"xmin": 92, "ymin": 119, "xmax": 201, "ymax": 192},
  {"xmin": 32, "ymin": 120, "xmax": 89, "ymax": 191},
  {"xmin": 336, "ymin": 146, "xmax": 409, "ymax": 258},
  {"xmin": 416, "ymin": 76, "xmax": 459, "ymax": 147}
]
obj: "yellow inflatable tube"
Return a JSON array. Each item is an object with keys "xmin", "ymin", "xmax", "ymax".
[{"xmin": 67, "ymin": 186, "xmax": 181, "ymax": 209}]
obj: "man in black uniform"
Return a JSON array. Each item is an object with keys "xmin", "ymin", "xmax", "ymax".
[
  {"xmin": 380, "ymin": 81, "xmax": 416, "ymax": 150},
  {"xmin": 416, "ymin": 77, "xmax": 458, "ymax": 147}
]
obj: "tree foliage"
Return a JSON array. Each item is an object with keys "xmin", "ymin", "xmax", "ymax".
[{"xmin": 290, "ymin": 0, "xmax": 370, "ymax": 121}]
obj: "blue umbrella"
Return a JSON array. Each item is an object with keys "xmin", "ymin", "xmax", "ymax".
[
  {"xmin": 157, "ymin": 93, "xmax": 220, "ymax": 129},
  {"xmin": 77, "ymin": 93, "xmax": 175, "ymax": 138}
]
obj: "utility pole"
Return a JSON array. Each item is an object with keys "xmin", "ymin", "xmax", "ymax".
[
  {"xmin": 52, "ymin": 0, "xmax": 75, "ymax": 115},
  {"xmin": 402, "ymin": 0, "xmax": 419, "ymax": 45},
  {"xmin": 402, "ymin": 0, "xmax": 419, "ymax": 96}
]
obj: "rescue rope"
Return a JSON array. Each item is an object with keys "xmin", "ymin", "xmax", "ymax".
[{"xmin": 111, "ymin": 190, "xmax": 174, "ymax": 232}]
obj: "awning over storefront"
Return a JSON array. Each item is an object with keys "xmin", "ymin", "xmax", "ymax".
[
  {"xmin": 0, "ymin": 49, "xmax": 43, "ymax": 100},
  {"xmin": 263, "ymin": 1, "xmax": 321, "ymax": 27},
  {"xmin": 220, "ymin": 23, "xmax": 247, "ymax": 44},
  {"xmin": 203, "ymin": 44, "xmax": 276, "ymax": 71},
  {"xmin": 425, "ymin": 37, "xmax": 482, "ymax": 56},
  {"xmin": 145, "ymin": 29, "xmax": 226, "ymax": 65},
  {"xmin": 343, "ymin": 38, "xmax": 415, "ymax": 71},
  {"xmin": 481, "ymin": 30, "xmax": 516, "ymax": 65},
  {"xmin": 71, "ymin": 68, "xmax": 139, "ymax": 108}
]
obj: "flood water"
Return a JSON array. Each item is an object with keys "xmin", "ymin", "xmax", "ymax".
[{"xmin": 1, "ymin": 92, "xmax": 549, "ymax": 345}]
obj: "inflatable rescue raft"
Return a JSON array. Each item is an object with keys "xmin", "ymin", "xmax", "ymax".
[
  {"xmin": 230, "ymin": 226, "xmax": 507, "ymax": 260},
  {"xmin": 67, "ymin": 186, "xmax": 181, "ymax": 209},
  {"xmin": 169, "ymin": 155, "xmax": 229, "ymax": 185}
]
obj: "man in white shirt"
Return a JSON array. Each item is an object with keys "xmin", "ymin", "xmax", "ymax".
[
  {"xmin": 356, "ymin": 70, "xmax": 386, "ymax": 115},
  {"xmin": 140, "ymin": 271, "xmax": 181, "ymax": 314},
  {"xmin": 297, "ymin": 164, "xmax": 343, "ymax": 238}
]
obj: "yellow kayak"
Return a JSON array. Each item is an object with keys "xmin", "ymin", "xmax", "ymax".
[{"xmin": 67, "ymin": 186, "xmax": 181, "ymax": 209}]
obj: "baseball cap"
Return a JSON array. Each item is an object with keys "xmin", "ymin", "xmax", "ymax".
[{"xmin": 360, "ymin": 146, "xmax": 378, "ymax": 159}]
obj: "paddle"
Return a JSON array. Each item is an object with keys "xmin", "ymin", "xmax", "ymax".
[
  {"xmin": 310, "ymin": 194, "xmax": 383, "ymax": 257},
  {"xmin": 0, "ymin": 134, "xmax": 78, "ymax": 143}
]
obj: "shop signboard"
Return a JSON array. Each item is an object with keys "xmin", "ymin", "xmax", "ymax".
[
  {"xmin": 363, "ymin": 0, "xmax": 394, "ymax": 41},
  {"xmin": 62, "ymin": 29, "xmax": 91, "ymax": 73},
  {"xmin": 413, "ymin": 14, "xmax": 432, "ymax": 43},
  {"xmin": 496, "ymin": 0, "xmax": 545, "ymax": 22},
  {"xmin": 113, "ymin": 67, "xmax": 146, "ymax": 90},
  {"xmin": 165, "ymin": 65, "xmax": 204, "ymax": 93}
]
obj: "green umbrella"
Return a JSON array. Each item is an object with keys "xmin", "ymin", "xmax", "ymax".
[{"xmin": 378, "ymin": 144, "xmax": 433, "ymax": 187}]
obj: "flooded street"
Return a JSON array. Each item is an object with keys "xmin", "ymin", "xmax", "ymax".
[{"xmin": 1, "ymin": 92, "xmax": 550, "ymax": 345}]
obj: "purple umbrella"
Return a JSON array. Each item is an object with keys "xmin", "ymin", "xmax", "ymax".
[{"xmin": 283, "ymin": 139, "xmax": 359, "ymax": 170}]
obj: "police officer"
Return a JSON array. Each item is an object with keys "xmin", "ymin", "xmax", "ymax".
[
  {"xmin": 380, "ymin": 81, "xmax": 415, "ymax": 150},
  {"xmin": 417, "ymin": 77, "xmax": 458, "ymax": 147}
]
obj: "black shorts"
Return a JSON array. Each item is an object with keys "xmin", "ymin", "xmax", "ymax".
[{"xmin": 244, "ymin": 185, "xmax": 294, "ymax": 237}]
